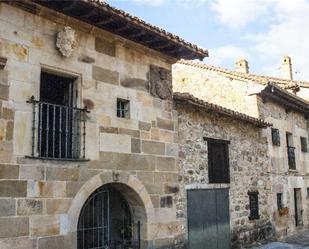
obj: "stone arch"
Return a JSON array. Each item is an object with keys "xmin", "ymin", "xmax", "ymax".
[{"xmin": 66, "ymin": 170, "xmax": 153, "ymax": 246}]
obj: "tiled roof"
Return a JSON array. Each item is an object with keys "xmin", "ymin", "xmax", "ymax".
[
  {"xmin": 261, "ymin": 83, "xmax": 309, "ymax": 116},
  {"xmin": 28, "ymin": 0, "xmax": 208, "ymax": 60},
  {"xmin": 173, "ymin": 92, "xmax": 271, "ymax": 128},
  {"xmin": 177, "ymin": 59, "xmax": 309, "ymax": 89},
  {"xmin": 89, "ymin": 0, "xmax": 208, "ymax": 57}
]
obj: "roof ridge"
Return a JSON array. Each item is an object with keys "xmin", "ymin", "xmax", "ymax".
[{"xmin": 177, "ymin": 59, "xmax": 309, "ymax": 87}]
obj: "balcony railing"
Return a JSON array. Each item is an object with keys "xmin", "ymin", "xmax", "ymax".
[
  {"xmin": 27, "ymin": 96, "xmax": 89, "ymax": 160},
  {"xmin": 287, "ymin": 146, "xmax": 296, "ymax": 170}
]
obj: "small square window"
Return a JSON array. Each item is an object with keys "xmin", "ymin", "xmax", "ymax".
[
  {"xmin": 117, "ymin": 99, "xmax": 130, "ymax": 118},
  {"xmin": 248, "ymin": 191, "xmax": 260, "ymax": 220},
  {"xmin": 271, "ymin": 128, "xmax": 280, "ymax": 146},
  {"xmin": 301, "ymin": 137, "xmax": 308, "ymax": 153}
]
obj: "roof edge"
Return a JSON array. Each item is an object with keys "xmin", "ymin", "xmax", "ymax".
[
  {"xmin": 173, "ymin": 92, "xmax": 272, "ymax": 128},
  {"xmin": 260, "ymin": 83, "xmax": 309, "ymax": 116},
  {"xmin": 177, "ymin": 59, "xmax": 309, "ymax": 88},
  {"xmin": 25, "ymin": 0, "xmax": 208, "ymax": 60}
]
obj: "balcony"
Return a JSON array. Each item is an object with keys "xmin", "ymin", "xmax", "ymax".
[
  {"xmin": 287, "ymin": 146, "xmax": 296, "ymax": 170},
  {"xmin": 27, "ymin": 96, "xmax": 89, "ymax": 161}
]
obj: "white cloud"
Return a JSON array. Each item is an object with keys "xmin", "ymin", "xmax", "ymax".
[
  {"xmin": 210, "ymin": 0, "xmax": 275, "ymax": 29},
  {"xmin": 207, "ymin": 45, "xmax": 250, "ymax": 66},
  {"xmin": 248, "ymin": 0, "xmax": 309, "ymax": 79},
  {"xmin": 209, "ymin": 0, "xmax": 309, "ymax": 80}
]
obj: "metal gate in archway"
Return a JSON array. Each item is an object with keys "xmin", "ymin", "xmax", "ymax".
[{"xmin": 77, "ymin": 185, "xmax": 141, "ymax": 249}]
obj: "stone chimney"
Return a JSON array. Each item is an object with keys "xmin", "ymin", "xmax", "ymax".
[
  {"xmin": 282, "ymin": 56, "xmax": 293, "ymax": 80},
  {"xmin": 235, "ymin": 59, "xmax": 249, "ymax": 73}
]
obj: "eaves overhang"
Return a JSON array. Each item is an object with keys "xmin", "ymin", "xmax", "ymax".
[
  {"xmin": 260, "ymin": 83, "xmax": 309, "ymax": 118},
  {"xmin": 23, "ymin": 0, "xmax": 209, "ymax": 60}
]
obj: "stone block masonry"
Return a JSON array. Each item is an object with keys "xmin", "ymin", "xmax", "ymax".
[
  {"xmin": 0, "ymin": 2, "xmax": 181, "ymax": 248},
  {"xmin": 176, "ymin": 103, "xmax": 272, "ymax": 247}
]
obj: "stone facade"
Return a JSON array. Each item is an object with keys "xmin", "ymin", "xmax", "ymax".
[
  {"xmin": 258, "ymin": 98, "xmax": 309, "ymax": 236},
  {"xmin": 173, "ymin": 62, "xmax": 260, "ymax": 118},
  {"xmin": 0, "ymin": 3, "xmax": 181, "ymax": 248},
  {"xmin": 173, "ymin": 60, "xmax": 309, "ymax": 239},
  {"xmin": 175, "ymin": 103, "xmax": 272, "ymax": 248},
  {"xmin": 0, "ymin": 2, "xmax": 284, "ymax": 249}
]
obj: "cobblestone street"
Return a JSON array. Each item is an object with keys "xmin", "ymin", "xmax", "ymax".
[{"xmin": 250, "ymin": 231, "xmax": 309, "ymax": 249}]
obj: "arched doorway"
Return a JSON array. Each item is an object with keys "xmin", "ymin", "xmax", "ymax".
[{"xmin": 77, "ymin": 184, "xmax": 141, "ymax": 249}]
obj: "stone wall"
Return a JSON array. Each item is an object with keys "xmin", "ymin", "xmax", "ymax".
[
  {"xmin": 0, "ymin": 3, "xmax": 181, "ymax": 249},
  {"xmin": 0, "ymin": 60, "xmax": 14, "ymax": 163},
  {"xmin": 172, "ymin": 63, "xmax": 260, "ymax": 118},
  {"xmin": 175, "ymin": 103, "xmax": 272, "ymax": 248},
  {"xmin": 173, "ymin": 61, "xmax": 309, "ymax": 239},
  {"xmin": 258, "ymin": 97, "xmax": 309, "ymax": 236}
]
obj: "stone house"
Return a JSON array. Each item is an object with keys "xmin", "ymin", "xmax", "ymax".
[
  {"xmin": 0, "ymin": 1, "xmax": 209, "ymax": 249},
  {"xmin": 173, "ymin": 59, "xmax": 309, "ymax": 238},
  {"xmin": 0, "ymin": 1, "xmax": 278, "ymax": 249},
  {"xmin": 173, "ymin": 92, "xmax": 272, "ymax": 248}
]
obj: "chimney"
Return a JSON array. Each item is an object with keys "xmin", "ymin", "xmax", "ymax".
[
  {"xmin": 235, "ymin": 59, "xmax": 249, "ymax": 73},
  {"xmin": 282, "ymin": 56, "xmax": 293, "ymax": 80}
]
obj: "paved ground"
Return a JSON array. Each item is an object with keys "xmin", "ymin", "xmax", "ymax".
[
  {"xmin": 249, "ymin": 230, "xmax": 309, "ymax": 249},
  {"xmin": 252, "ymin": 242, "xmax": 308, "ymax": 249}
]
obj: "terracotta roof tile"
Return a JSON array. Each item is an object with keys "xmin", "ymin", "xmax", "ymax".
[
  {"xmin": 177, "ymin": 59, "xmax": 309, "ymax": 89},
  {"xmin": 173, "ymin": 92, "xmax": 271, "ymax": 128},
  {"xmin": 88, "ymin": 0, "xmax": 208, "ymax": 57}
]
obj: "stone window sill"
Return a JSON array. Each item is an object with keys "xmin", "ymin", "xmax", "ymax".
[
  {"xmin": 25, "ymin": 156, "xmax": 90, "ymax": 162},
  {"xmin": 288, "ymin": 169, "xmax": 298, "ymax": 173}
]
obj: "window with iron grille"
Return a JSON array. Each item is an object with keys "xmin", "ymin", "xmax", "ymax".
[
  {"xmin": 287, "ymin": 133, "xmax": 296, "ymax": 170},
  {"xmin": 248, "ymin": 191, "xmax": 260, "ymax": 220},
  {"xmin": 277, "ymin": 193, "xmax": 283, "ymax": 211},
  {"xmin": 27, "ymin": 71, "xmax": 88, "ymax": 160},
  {"xmin": 117, "ymin": 99, "xmax": 130, "ymax": 118},
  {"xmin": 206, "ymin": 138, "xmax": 230, "ymax": 184},
  {"xmin": 301, "ymin": 137, "xmax": 308, "ymax": 152},
  {"xmin": 271, "ymin": 128, "xmax": 280, "ymax": 146}
]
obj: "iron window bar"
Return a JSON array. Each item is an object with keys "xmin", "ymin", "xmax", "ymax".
[
  {"xmin": 287, "ymin": 146, "xmax": 296, "ymax": 170},
  {"xmin": 78, "ymin": 187, "xmax": 141, "ymax": 249},
  {"xmin": 117, "ymin": 99, "xmax": 130, "ymax": 118},
  {"xmin": 248, "ymin": 191, "xmax": 260, "ymax": 220},
  {"xmin": 301, "ymin": 137, "xmax": 308, "ymax": 152},
  {"xmin": 27, "ymin": 96, "xmax": 89, "ymax": 160}
]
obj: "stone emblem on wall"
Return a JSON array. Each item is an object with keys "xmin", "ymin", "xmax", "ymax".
[
  {"xmin": 149, "ymin": 65, "xmax": 172, "ymax": 100},
  {"xmin": 56, "ymin": 26, "xmax": 77, "ymax": 57}
]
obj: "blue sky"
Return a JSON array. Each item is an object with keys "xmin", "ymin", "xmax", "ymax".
[{"xmin": 107, "ymin": 0, "xmax": 309, "ymax": 80}]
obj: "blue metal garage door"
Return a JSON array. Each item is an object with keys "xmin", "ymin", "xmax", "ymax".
[{"xmin": 187, "ymin": 188, "xmax": 230, "ymax": 249}]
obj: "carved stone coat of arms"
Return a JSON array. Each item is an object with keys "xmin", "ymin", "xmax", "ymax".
[
  {"xmin": 56, "ymin": 26, "xmax": 77, "ymax": 57},
  {"xmin": 149, "ymin": 65, "xmax": 173, "ymax": 100}
]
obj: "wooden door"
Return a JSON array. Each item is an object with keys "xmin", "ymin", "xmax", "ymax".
[{"xmin": 294, "ymin": 188, "xmax": 303, "ymax": 227}]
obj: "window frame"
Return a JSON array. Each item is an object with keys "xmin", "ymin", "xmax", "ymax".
[
  {"xmin": 271, "ymin": 128, "xmax": 280, "ymax": 146},
  {"xmin": 248, "ymin": 191, "xmax": 260, "ymax": 220},
  {"xmin": 277, "ymin": 193, "xmax": 283, "ymax": 211},
  {"xmin": 117, "ymin": 98, "xmax": 130, "ymax": 118},
  {"xmin": 300, "ymin": 137, "xmax": 308, "ymax": 153},
  {"xmin": 205, "ymin": 137, "xmax": 230, "ymax": 184},
  {"xmin": 286, "ymin": 132, "xmax": 296, "ymax": 170}
]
